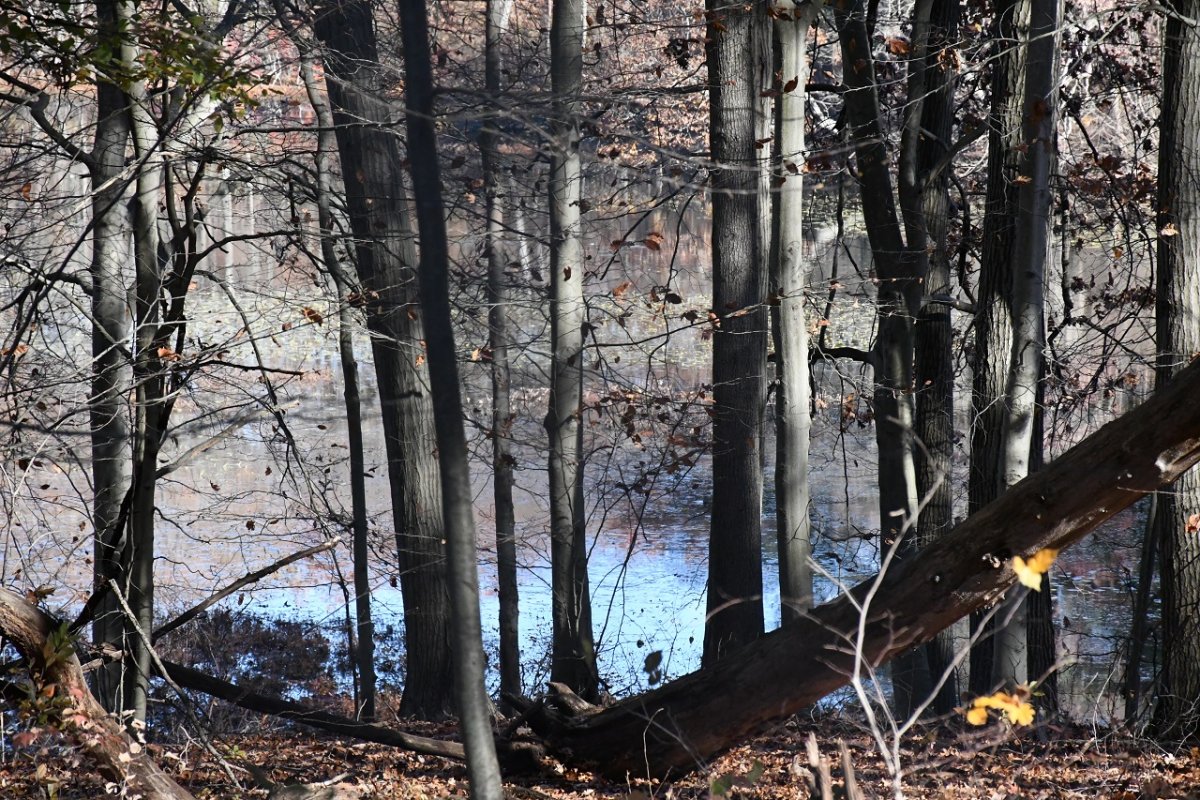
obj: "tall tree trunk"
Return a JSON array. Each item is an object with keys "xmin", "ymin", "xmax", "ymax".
[
  {"xmin": 124, "ymin": 4, "xmax": 165, "ymax": 722},
  {"xmin": 484, "ymin": 0, "xmax": 522, "ymax": 701},
  {"xmin": 910, "ymin": 0, "xmax": 963, "ymax": 717},
  {"xmin": 397, "ymin": 1, "xmax": 504, "ymax": 792},
  {"xmin": 524, "ymin": 358, "xmax": 1200, "ymax": 775},
  {"xmin": 703, "ymin": 0, "xmax": 768, "ymax": 664},
  {"xmin": 90, "ymin": 0, "xmax": 133, "ymax": 714},
  {"xmin": 1152, "ymin": 0, "xmax": 1200, "ymax": 736},
  {"xmin": 992, "ymin": 0, "xmax": 1059, "ymax": 689},
  {"xmin": 298, "ymin": 50, "xmax": 377, "ymax": 722},
  {"xmin": 968, "ymin": 0, "xmax": 1028, "ymax": 695},
  {"xmin": 771, "ymin": 1, "xmax": 815, "ymax": 627},
  {"xmin": 546, "ymin": 0, "xmax": 597, "ymax": 697},
  {"xmin": 313, "ymin": 2, "xmax": 453, "ymax": 719},
  {"xmin": 833, "ymin": 0, "xmax": 922, "ymax": 712}
]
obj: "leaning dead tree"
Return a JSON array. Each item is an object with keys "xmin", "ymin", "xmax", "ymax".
[
  {"xmin": 524, "ymin": 356, "xmax": 1200, "ymax": 777},
  {"xmin": 0, "ymin": 588, "xmax": 196, "ymax": 800}
]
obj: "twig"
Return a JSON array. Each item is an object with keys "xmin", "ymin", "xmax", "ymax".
[{"xmin": 151, "ymin": 537, "xmax": 341, "ymax": 643}]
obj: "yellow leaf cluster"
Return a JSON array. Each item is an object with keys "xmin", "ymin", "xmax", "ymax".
[
  {"xmin": 1012, "ymin": 547, "xmax": 1059, "ymax": 590},
  {"xmin": 964, "ymin": 689, "xmax": 1036, "ymax": 727}
]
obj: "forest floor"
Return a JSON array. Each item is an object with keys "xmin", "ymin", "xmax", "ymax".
[{"xmin": 3, "ymin": 714, "xmax": 1200, "ymax": 799}]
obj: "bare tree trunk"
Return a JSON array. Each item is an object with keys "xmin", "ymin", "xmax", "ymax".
[
  {"xmin": 90, "ymin": 0, "xmax": 133, "ymax": 714},
  {"xmin": 524, "ymin": 357, "xmax": 1200, "ymax": 775},
  {"xmin": 297, "ymin": 50, "xmax": 376, "ymax": 722},
  {"xmin": 909, "ymin": 0, "xmax": 963, "ymax": 717},
  {"xmin": 396, "ymin": 1, "xmax": 504, "ymax": 793},
  {"xmin": 1124, "ymin": 495, "xmax": 1156, "ymax": 726},
  {"xmin": 992, "ymin": 0, "xmax": 1059, "ymax": 689},
  {"xmin": 969, "ymin": 0, "xmax": 1029, "ymax": 695},
  {"xmin": 703, "ymin": 0, "xmax": 769, "ymax": 665},
  {"xmin": 313, "ymin": 3, "xmax": 453, "ymax": 719},
  {"xmin": 1152, "ymin": 0, "xmax": 1200, "ymax": 736},
  {"xmin": 833, "ymin": 0, "xmax": 922, "ymax": 713},
  {"xmin": 771, "ymin": 1, "xmax": 815, "ymax": 627},
  {"xmin": 546, "ymin": 0, "xmax": 597, "ymax": 697},
  {"xmin": 124, "ymin": 3, "xmax": 165, "ymax": 721},
  {"xmin": 484, "ymin": 0, "xmax": 522, "ymax": 701}
]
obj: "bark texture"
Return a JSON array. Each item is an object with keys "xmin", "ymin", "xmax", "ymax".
[
  {"xmin": 89, "ymin": 0, "xmax": 133, "ymax": 714},
  {"xmin": 992, "ymin": 0, "xmax": 1059, "ymax": 690},
  {"xmin": 397, "ymin": 0, "xmax": 504, "ymax": 790},
  {"xmin": 484, "ymin": 0, "xmax": 522, "ymax": 700},
  {"xmin": 0, "ymin": 590, "xmax": 195, "ymax": 800},
  {"xmin": 908, "ymin": 0, "xmax": 962, "ymax": 716},
  {"xmin": 546, "ymin": 0, "xmax": 598, "ymax": 696},
  {"xmin": 1153, "ymin": 0, "xmax": 1200, "ymax": 735},
  {"xmin": 703, "ymin": 0, "xmax": 768, "ymax": 664},
  {"xmin": 771, "ymin": 0, "xmax": 815, "ymax": 626},
  {"xmin": 527, "ymin": 356, "xmax": 1200, "ymax": 776},
  {"xmin": 313, "ymin": 2, "xmax": 452, "ymax": 718},
  {"xmin": 968, "ymin": 0, "xmax": 1028, "ymax": 695}
]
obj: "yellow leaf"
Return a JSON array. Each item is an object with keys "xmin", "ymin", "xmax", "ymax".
[
  {"xmin": 1006, "ymin": 702, "xmax": 1036, "ymax": 726},
  {"xmin": 1012, "ymin": 547, "xmax": 1058, "ymax": 590},
  {"xmin": 966, "ymin": 690, "xmax": 1036, "ymax": 727}
]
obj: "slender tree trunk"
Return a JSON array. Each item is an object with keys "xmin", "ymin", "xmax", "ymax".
[
  {"xmin": 771, "ymin": 1, "xmax": 815, "ymax": 627},
  {"xmin": 123, "ymin": 5, "xmax": 165, "ymax": 722},
  {"xmin": 298, "ymin": 50, "xmax": 376, "ymax": 722},
  {"xmin": 1152, "ymin": 0, "xmax": 1200, "ymax": 736},
  {"xmin": 1123, "ymin": 495, "xmax": 1156, "ymax": 726},
  {"xmin": 546, "ymin": 0, "xmax": 598, "ymax": 697},
  {"xmin": 703, "ymin": 0, "xmax": 768, "ymax": 664},
  {"xmin": 484, "ymin": 0, "xmax": 522, "ymax": 701},
  {"xmin": 992, "ymin": 0, "xmax": 1059, "ymax": 689},
  {"xmin": 833, "ymin": 0, "xmax": 922, "ymax": 713},
  {"xmin": 910, "ymin": 0, "xmax": 962, "ymax": 717},
  {"xmin": 313, "ymin": 3, "xmax": 453, "ymax": 719},
  {"xmin": 90, "ymin": 0, "xmax": 133, "ymax": 714},
  {"xmin": 968, "ymin": 0, "xmax": 1028, "ymax": 695},
  {"xmin": 396, "ymin": 1, "xmax": 504, "ymax": 793}
]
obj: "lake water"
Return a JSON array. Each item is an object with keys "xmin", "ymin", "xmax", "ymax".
[{"xmin": 0, "ymin": 181, "xmax": 1154, "ymax": 724}]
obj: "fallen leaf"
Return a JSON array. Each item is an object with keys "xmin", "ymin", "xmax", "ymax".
[{"xmin": 1013, "ymin": 547, "xmax": 1058, "ymax": 590}]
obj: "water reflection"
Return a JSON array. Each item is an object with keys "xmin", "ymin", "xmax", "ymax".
[{"xmin": 1, "ymin": 185, "xmax": 1152, "ymax": 722}]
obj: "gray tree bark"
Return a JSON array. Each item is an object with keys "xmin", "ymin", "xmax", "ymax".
[
  {"xmin": 1152, "ymin": 0, "xmax": 1200, "ymax": 736},
  {"xmin": 297, "ymin": 49, "xmax": 377, "ymax": 722},
  {"xmin": 396, "ymin": 0, "xmax": 504, "ymax": 793},
  {"xmin": 0, "ymin": 590, "xmax": 196, "ymax": 800},
  {"xmin": 90, "ymin": 0, "xmax": 134, "ymax": 715},
  {"xmin": 546, "ymin": 0, "xmax": 598, "ymax": 696},
  {"xmin": 968, "ymin": 0, "xmax": 1029, "ymax": 695},
  {"xmin": 703, "ymin": 0, "xmax": 769, "ymax": 664},
  {"xmin": 313, "ymin": 3, "xmax": 453, "ymax": 719},
  {"xmin": 124, "ymin": 4, "xmax": 165, "ymax": 721},
  {"xmin": 484, "ymin": 0, "xmax": 522, "ymax": 701},
  {"xmin": 771, "ymin": 0, "xmax": 815, "ymax": 627},
  {"xmin": 908, "ymin": 0, "xmax": 963, "ymax": 717},
  {"xmin": 833, "ymin": 0, "xmax": 923, "ymax": 714},
  {"xmin": 991, "ymin": 0, "xmax": 1060, "ymax": 689}
]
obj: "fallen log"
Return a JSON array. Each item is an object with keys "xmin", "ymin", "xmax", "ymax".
[
  {"xmin": 158, "ymin": 660, "xmax": 546, "ymax": 771},
  {"xmin": 527, "ymin": 357, "xmax": 1200, "ymax": 777},
  {"xmin": 159, "ymin": 659, "xmax": 466, "ymax": 760},
  {"xmin": 0, "ymin": 588, "xmax": 196, "ymax": 800}
]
